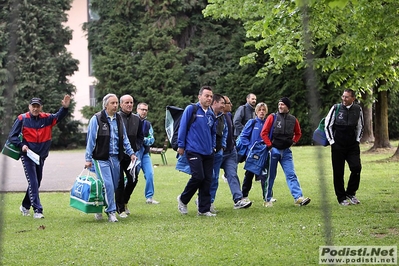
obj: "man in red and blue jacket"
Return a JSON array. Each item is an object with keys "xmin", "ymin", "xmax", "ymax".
[{"xmin": 8, "ymin": 95, "xmax": 71, "ymax": 218}]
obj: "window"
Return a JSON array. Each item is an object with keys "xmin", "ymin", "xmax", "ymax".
[
  {"xmin": 88, "ymin": 0, "xmax": 100, "ymax": 21},
  {"xmin": 87, "ymin": 0, "xmax": 99, "ymax": 76},
  {"xmin": 89, "ymin": 85, "xmax": 96, "ymax": 107}
]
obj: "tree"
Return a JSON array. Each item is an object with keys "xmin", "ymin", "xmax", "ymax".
[
  {"xmin": 0, "ymin": 0, "xmax": 80, "ymax": 147},
  {"xmin": 204, "ymin": 0, "xmax": 399, "ymax": 155},
  {"xmin": 84, "ymin": 0, "xmax": 266, "ymax": 146}
]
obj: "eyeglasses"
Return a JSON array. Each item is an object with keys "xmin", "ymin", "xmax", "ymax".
[{"xmin": 139, "ymin": 108, "xmax": 148, "ymax": 112}]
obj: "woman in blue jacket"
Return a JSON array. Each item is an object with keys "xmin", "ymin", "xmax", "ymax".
[{"xmin": 238, "ymin": 102, "xmax": 268, "ymax": 203}]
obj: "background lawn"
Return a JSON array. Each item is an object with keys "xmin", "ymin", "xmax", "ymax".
[{"xmin": 1, "ymin": 143, "xmax": 398, "ymax": 265}]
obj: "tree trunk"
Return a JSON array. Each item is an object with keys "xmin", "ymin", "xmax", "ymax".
[
  {"xmin": 393, "ymin": 142, "xmax": 399, "ymax": 160},
  {"xmin": 370, "ymin": 88, "xmax": 391, "ymax": 150},
  {"xmin": 360, "ymin": 91, "xmax": 374, "ymax": 143}
]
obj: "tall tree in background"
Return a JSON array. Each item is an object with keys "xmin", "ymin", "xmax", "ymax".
[
  {"xmin": 0, "ymin": 0, "xmax": 79, "ymax": 147},
  {"xmin": 204, "ymin": 0, "xmax": 399, "ymax": 155},
  {"xmin": 84, "ymin": 0, "xmax": 263, "ymax": 145}
]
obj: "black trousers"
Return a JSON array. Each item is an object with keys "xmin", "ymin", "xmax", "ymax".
[
  {"xmin": 242, "ymin": 170, "xmax": 266, "ymax": 200},
  {"xmin": 115, "ymin": 158, "xmax": 139, "ymax": 213},
  {"xmin": 331, "ymin": 143, "xmax": 362, "ymax": 203},
  {"xmin": 180, "ymin": 151, "xmax": 214, "ymax": 213}
]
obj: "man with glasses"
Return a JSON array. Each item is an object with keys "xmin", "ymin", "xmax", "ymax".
[
  {"xmin": 325, "ymin": 89, "xmax": 364, "ymax": 206},
  {"xmin": 135, "ymin": 102, "xmax": 159, "ymax": 205},
  {"xmin": 220, "ymin": 95, "xmax": 252, "ymax": 209}
]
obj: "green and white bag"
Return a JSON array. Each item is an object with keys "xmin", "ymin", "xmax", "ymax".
[{"xmin": 70, "ymin": 169, "xmax": 104, "ymax": 214}]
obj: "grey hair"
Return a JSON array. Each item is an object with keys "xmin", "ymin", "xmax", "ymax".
[{"xmin": 102, "ymin": 93, "xmax": 117, "ymax": 109}]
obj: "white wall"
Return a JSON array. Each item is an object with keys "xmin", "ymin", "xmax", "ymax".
[{"xmin": 65, "ymin": 0, "xmax": 96, "ymax": 127}]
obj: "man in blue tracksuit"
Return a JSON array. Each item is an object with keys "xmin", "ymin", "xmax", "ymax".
[
  {"xmin": 176, "ymin": 86, "xmax": 216, "ymax": 216},
  {"xmin": 85, "ymin": 93, "xmax": 136, "ymax": 222},
  {"xmin": 135, "ymin": 102, "xmax": 159, "ymax": 205},
  {"xmin": 8, "ymin": 95, "xmax": 70, "ymax": 219}
]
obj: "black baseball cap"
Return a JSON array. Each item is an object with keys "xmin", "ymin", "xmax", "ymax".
[{"xmin": 30, "ymin": 98, "xmax": 43, "ymax": 106}]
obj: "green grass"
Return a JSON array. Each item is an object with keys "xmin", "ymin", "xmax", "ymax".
[{"xmin": 1, "ymin": 143, "xmax": 398, "ymax": 265}]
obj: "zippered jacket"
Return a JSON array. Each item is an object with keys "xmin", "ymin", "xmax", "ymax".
[
  {"xmin": 239, "ymin": 117, "xmax": 265, "ymax": 156},
  {"xmin": 177, "ymin": 102, "xmax": 216, "ymax": 155},
  {"xmin": 325, "ymin": 103, "xmax": 363, "ymax": 146},
  {"xmin": 8, "ymin": 107, "xmax": 69, "ymax": 159},
  {"xmin": 261, "ymin": 112, "xmax": 301, "ymax": 149}
]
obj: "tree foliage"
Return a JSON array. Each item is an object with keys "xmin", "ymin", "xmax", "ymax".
[
  {"xmin": 204, "ymin": 0, "xmax": 399, "ymax": 150},
  {"xmin": 84, "ymin": 0, "xmax": 267, "ymax": 145},
  {"xmin": 0, "ymin": 0, "xmax": 80, "ymax": 147}
]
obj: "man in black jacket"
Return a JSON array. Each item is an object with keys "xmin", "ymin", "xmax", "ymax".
[
  {"xmin": 325, "ymin": 89, "xmax": 364, "ymax": 206},
  {"xmin": 115, "ymin": 95, "xmax": 144, "ymax": 217}
]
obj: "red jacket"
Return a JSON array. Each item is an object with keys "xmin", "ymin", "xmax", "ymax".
[{"xmin": 8, "ymin": 107, "xmax": 68, "ymax": 158}]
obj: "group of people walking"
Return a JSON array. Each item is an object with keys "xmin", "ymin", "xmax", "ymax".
[
  {"xmin": 7, "ymin": 93, "xmax": 159, "ymax": 222},
  {"xmin": 84, "ymin": 94, "xmax": 159, "ymax": 222},
  {"xmin": 6, "ymin": 88, "xmax": 363, "ymax": 221},
  {"xmin": 176, "ymin": 87, "xmax": 364, "ymax": 216}
]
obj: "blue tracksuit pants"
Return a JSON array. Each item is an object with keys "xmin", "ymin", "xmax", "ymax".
[
  {"xmin": 265, "ymin": 147, "xmax": 303, "ymax": 202},
  {"xmin": 21, "ymin": 154, "xmax": 46, "ymax": 214},
  {"xmin": 93, "ymin": 155, "xmax": 120, "ymax": 213}
]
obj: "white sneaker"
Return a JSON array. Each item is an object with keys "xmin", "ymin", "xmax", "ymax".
[
  {"xmin": 118, "ymin": 212, "xmax": 128, "ymax": 218},
  {"xmin": 198, "ymin": 211, "xmax": 216, "ymax": 217},
  {"xmin": 234, "ymin": 199, "xmax": 252, "ymax": 209},
  {"xmin": 242, "ymin": 197, "xmax": 250, "ymax": 202},
  {"xmin": 295, "ymin": 196, "xmax": 311, "ymax": 206},
  {"xmin": 94, "ymin": 213, "xmax": 103, "ymax": 220},
  {"xmin": 33, "ymin": 212, "xmax": 44, "ymax": 219},
  {"xmin": 210, "ymin": 203, "xmax": 217, "ymax": 213},
  {"xmin": 125, "ymin": 204, "xmax": 130, "ymax": 215},
  {"xmin": 271, "ymin": 198, "xmax": 277, "ymax": 202},
  {"xmin": 108, "ymin": 212, "xmax": 118, "ymax": 222},
  {"xmin": 177, "ymin": 195, "xmax": 188, "ymax": 214},
  {"xmin": 146, "ymin": 198, "xmax": 159, "ymax": 204},
  {"xmin": 263, "ymin": 201, "xmax": 273, "ymax": 207},
  {"xmin": 20, "ymin": 205, "xmax": 30, "ymax": 216},
  {"xmin": 195, "ymin": 198, "xmax": 216, "ymax": 213}
]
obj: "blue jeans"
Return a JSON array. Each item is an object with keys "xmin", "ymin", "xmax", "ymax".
[
  {"xmin": 210, "ymin": 149, "xmax": 224, "ymax": 203},
  {"xmin": 265, "ymin": 147, "xmax": 303, "ymax": 202},
  {"xmin": 137, "ymin": 147, "xmax": 155, "ymax": 199},
  {"xmin": 93, "ymin": 155, "xmax": 120, "ymax": 213},
  {"xmin": 220, "ymin": 148, "xmax": 243, "ymax": 203}
]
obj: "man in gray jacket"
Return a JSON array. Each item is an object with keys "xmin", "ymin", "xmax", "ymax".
[{"xmin": 233, "ymin": 93, "xmax": 257, "ymax": 138}]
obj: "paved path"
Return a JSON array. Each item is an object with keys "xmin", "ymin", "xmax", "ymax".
[{"xmin": 0, "ymin": 150, "xmax": 86, "ymax": 192}]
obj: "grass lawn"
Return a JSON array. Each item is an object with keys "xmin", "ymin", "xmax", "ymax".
[{"xmin": 1, "ymin": 143, "xmax": 398, "ymax": 265}]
